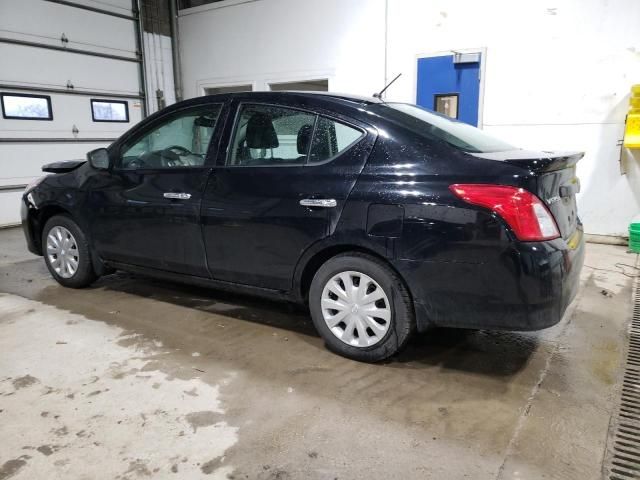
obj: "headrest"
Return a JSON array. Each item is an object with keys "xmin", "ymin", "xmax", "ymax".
[
  {"xmin": 297, "ymin": 124, "xmax": 314, "ymax": 155},
  {"xmin": 194, "ymin": 115, "xmax": 217, "ymax": 127},
  {"xmin": 246, "ymin": 113, "xmax": 279, "ymax": 149}
]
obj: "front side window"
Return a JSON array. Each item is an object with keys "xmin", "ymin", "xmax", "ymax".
[
  {"xmin": 1, "ymin": 93, "xmax": 52, "ymax": 120},
  {"xmin": 120, "ymin": 105, "xmax": 221, "ymax": 170},
  {"xmin": 228, "ymin": 104, "xmax": 316, "ymax": 166}
]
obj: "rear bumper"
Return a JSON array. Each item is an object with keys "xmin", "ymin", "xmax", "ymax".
[{"xmin": 399, "ymin": 228, "xmax": 585, "ymax": 332}]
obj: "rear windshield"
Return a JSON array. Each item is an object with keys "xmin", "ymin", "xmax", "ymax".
[{"xmin": 375, "ymin": 103, "xmax": 515, "ymax": 153}]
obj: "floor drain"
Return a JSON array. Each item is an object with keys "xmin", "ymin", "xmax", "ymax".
[{"xmin": 607, "ymin": 279, "xmax": 640, "ymax": 479}]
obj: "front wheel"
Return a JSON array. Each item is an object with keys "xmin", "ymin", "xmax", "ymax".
[
  {"xmin": 42, "ymin": 215, "xmax": 97, "ymax": 288},
  {"xmin": 309, "ymin": 253, "xmax": 415, "ymax": 362}
]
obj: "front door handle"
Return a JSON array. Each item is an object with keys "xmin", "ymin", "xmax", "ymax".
[
  {"xmin": 163, "ymin": 192, "xmax": 191, "ymax": 200},
  {"xmin": 299, "ymin": 198, "xmax": 337, "ymax": 208}
]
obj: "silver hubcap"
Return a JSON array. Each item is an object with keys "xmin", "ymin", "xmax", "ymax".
[
  {"xmin": 46, "ymin": 226, "xmax": 79, "ymax": 279},
  {"xmin": 321, "ymin": 271, "xmax": 392, "ymax": 348}
]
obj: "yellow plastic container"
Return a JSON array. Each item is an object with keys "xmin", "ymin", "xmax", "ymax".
[
  {"xmin": 624, "ymin": 85, "xmax": 640, "ymax": 148},
  {"xmin": 624, "ymin": 114, "xmax": 640, "ymax": 148}
]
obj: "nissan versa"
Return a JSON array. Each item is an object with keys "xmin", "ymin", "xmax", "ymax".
[{"xmin": 21, "ymin": 92, "xmax": 584, "ymax": 362}]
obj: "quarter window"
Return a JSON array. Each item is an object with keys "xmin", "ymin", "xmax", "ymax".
[
  {"xmin": 229, "ymin": 104, "xmax": 316, "ymax": 166},
  {"xmin": 91, "ymin": 99, "xmax": 129, "ymax": 122},
  {"xmin": 1, "ymin": 93, "xmax": 52, "ymax": 120},
  {"xmin": 309, "ymin": 117, "xmax": 364, "ymax": 164},
  {"xmin": 120, "ymin": 105, "xmax": 221, "ymax": 170}
]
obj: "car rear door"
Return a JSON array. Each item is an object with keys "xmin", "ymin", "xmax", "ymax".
[
  {"xmin": 201, "ymin": 100, "xmax": 376, "ymax": 291},
  {"xmin": 88, "ymin": 102, "xmax": 226, "ymax": 277}
]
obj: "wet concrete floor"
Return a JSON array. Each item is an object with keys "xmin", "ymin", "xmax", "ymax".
[{"xmin": 0, "ymin": 226, "xmax": 636, "ymax": 479}]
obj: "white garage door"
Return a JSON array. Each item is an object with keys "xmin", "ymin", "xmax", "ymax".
[{"xmin": 0, "ymin": 0, "xmax": 145, "ymax": 226}]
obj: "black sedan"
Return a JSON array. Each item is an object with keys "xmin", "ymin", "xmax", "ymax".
[{"xmin": 21, "ymin": 92, "xmax": 584, "ymax": 362}]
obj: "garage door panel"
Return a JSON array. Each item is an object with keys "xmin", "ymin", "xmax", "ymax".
[
  {"xmin": 0, "ymin": 44, "xmax": 140, "ymax": 94},
  {"xmin": 73, "ymin": 0, "xmax": 134, "ymax": 16},
  {"xmin": 0, "ymin": 0, "xmax": 137, "ymax": 59},
  {"xmin": 0, "ymin": 190, "xmax": 27, "ymax": 226},
  {"xmin": 0, "ymin": 93, "xmax": 142, "ymax": 139},
  {"xmin": 0, "ymin": 142, "xmax": 114, "ymax": 187},
  {"xmin": 0, "ymin": 0, "xmax": 144, "ymax": 226}
]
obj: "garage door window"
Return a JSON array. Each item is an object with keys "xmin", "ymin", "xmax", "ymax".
[
  {"xmin": 91, "ymin": 99, "xmax": 129, "ymax": 123},
  {"xmin": 1, "ymin": 93, "xmax": 52, "ymax": 120},
  {"xmin": 120, "ymin": 105, "xmax": 222, "ymax": 169}
]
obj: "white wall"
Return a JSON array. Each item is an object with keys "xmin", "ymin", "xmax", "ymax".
[
  {"xmin": 385, "ymin": 0, "xmax": 640, "ymax": 237},
  {"xmin": 179, "ymin": 0, "xmax": 640, "ymax": 237},
  {"xmin": 144, "ymin": 32, "xmax": 177, "ymax": 114},
  {"xmin": 178, "ymin": 0, "xmax": 386, "ymax": 96}
]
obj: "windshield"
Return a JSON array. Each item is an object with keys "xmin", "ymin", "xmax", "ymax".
[{"xmin": 379, "ymin": 103, "xmax": 516, "ymax": 153}]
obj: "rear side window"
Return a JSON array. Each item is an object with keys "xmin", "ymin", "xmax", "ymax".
[
  {"xmin": 309, "ymin": 117, "xmax": 363, "ymax": 164},
  {"xmin": 229, "ymin": 104, "xmax": 316, "ymax": 166},
  {"xmin": 228, "ymin": 104, "xmax": 364, "ymax": 167}
]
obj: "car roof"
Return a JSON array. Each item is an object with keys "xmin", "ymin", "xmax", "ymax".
[{"xmin": 196, "ymin": 90, "xmax": 384, "ymax": 108}]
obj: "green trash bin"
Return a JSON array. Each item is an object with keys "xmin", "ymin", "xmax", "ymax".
[{"xmin": 631, "ymin": 222, "xmax": 640, "ymax": 253}]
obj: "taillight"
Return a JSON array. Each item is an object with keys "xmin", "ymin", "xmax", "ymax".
[{"xmin": 449, "ymin": 184, "xmax": 560, "ymax": 241}]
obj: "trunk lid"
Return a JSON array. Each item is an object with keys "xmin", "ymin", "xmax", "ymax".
[{"xmin": 472, "ymin": 150, "xmax": 583, "ymax": 240}]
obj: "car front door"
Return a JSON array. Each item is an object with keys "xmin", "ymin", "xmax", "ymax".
[
  {"xmin": 87, "ymin": 102, "xmax": 225, "ymax": 277},
  {"xmin": 201, "ymin": 101, "xmax": 376, "ymax": 291}
]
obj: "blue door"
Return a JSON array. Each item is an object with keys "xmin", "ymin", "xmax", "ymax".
[{"xmin": 416, "ymin": 54, "xmax": 481, "ymax": 126}]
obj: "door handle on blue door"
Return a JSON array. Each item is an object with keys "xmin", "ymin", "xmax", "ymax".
[
  {"xmin": 163, "ymin": 192, "xmax": 191, "ymax": 200},
  {"xmin": 299, "ymin": 198, "xmax": 337, "ymax": 208}
]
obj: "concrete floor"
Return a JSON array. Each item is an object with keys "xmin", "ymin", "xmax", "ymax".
[{"xmin": 0, "ymin": 226, "xmax": 636, "ymax": 480}]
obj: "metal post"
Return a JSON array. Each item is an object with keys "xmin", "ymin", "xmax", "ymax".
[
  {"xmin": 133, "ymin": 0, "xmax": 148, "ymax": 118},
  {"xmin": 169, "ymin": 0, "xmax": 183, "ymax": 103}
]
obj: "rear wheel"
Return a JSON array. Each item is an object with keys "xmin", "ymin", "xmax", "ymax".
[
  {"xmin": 309, "ymin": 253, "xmax": 415, "ymax": 362},
  {"xmin": 42, "ymin": 215, "xmax": 97, "ymax": 288}
]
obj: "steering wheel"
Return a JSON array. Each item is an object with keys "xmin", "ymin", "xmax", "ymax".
[
  {"xmin": 157, "ymin": 145, "xmax": 193, "ymax": 168},
  {"xmin": 126, "ymin": 158, "xmax": 147, "ymax": 169},
  {"xmin": 164, "ymin": 145, "xmax": 192, "ymax": 157}
]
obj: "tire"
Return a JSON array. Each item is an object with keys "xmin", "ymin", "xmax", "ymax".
[
  {"xmin": 309, "ymin": 253, "xmax": 415, "ymax": 362},
  {"xmin": 42, "ymin": 215, "xmax": 97, "ymax": 288}
]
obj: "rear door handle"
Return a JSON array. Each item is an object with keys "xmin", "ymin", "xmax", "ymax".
[
  {"xmin": 299, "ymin": 198, "xmax": 337, "ymax": 208},
  {"xmin": 163, "ymin": 192, "xmax": 191, "ymax": 200}
]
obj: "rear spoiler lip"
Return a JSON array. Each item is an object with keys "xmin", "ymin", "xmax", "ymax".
[
  {"xmin": 471, "ymin": 150, "xmax": 584, "ymax": 173},
  {"xmin": 42, "ymin": 160, "xmax": 86, "ymax": 174}
]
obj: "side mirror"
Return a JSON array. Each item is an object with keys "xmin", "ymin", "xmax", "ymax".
[{"xmin": 87, "ymin": 148, "xmax": 110, "ymax": 170}]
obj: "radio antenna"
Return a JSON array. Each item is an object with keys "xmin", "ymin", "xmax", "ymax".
[{"xmin": 373, "ymin": 73, "xmax": 402, "ymax": 100}]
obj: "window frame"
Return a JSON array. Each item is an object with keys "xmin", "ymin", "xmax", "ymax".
[
  {"xmin": 90, "ymin": 99, "xmax": 130, "ymax": 123},
  {"xmin": 433, "ymin": 93, "xmax": 459, "ymax": 120},
  {"xmin": 114, "ymin": 103, "xmax": 224, "ymax": 172},
  {"xmin": 225, "ymin": 102, "xmax": 366, "ymax": 168},
  {"xmin": 1, "ymin": 93, "xmax": 53, "ymax": 121}
]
